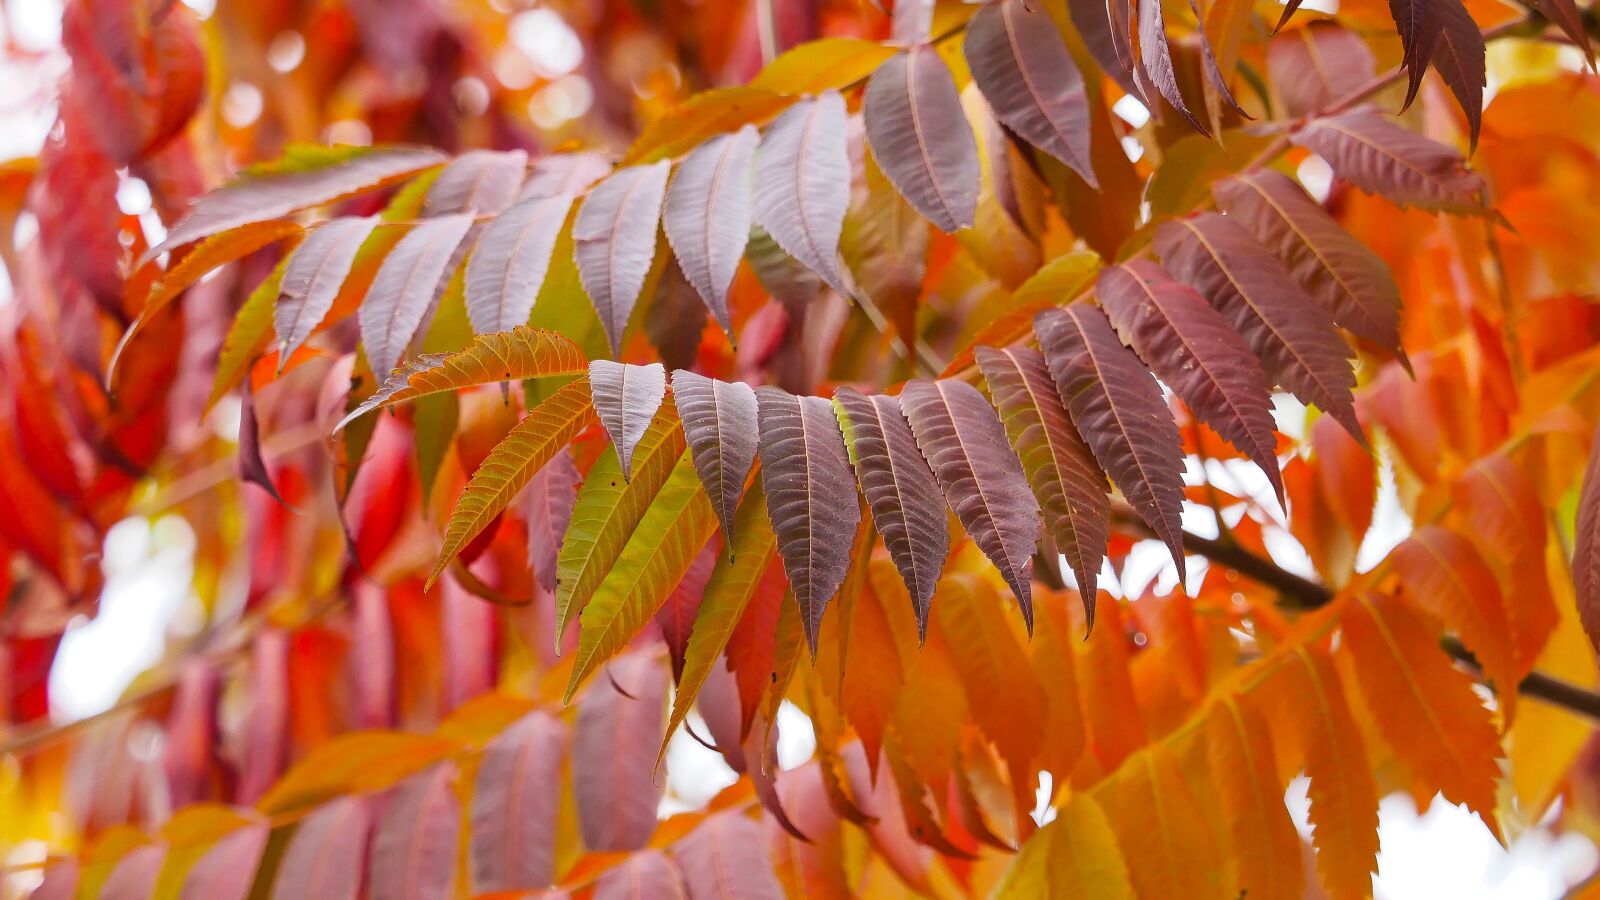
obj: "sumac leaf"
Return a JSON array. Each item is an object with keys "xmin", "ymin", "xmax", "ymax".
[
  {"xmin": 1035, "ymin": 304, "xmax": 1187, "ymax": 578},
  {"xmin": 752, "ymin": 92, "xmax": 852, "ymax": 296},
  {"xmin": 368, "ymin": 763, "xmax": 460, "ymax": 900},
  {"xmin": 662, "ymin": 126, "xmax": 758, "ymax": 336},
  {"xmin": 965, "ymin": 0, "xmax": 1096, "ymax": 186},
  {"xmin": 464, "ymin": 194, "xmax": 573, "ymax": 336},
  {"xmin": 469, "ymin": 711, "xmax": 567, "ymax": 892},
  {"xmin": 864, "ymin": 47, "xmax": 981, "ymax": 233},
  {"xmin": 521, "ymin": 151, "xmax": 614, "ymax": 201},
  {"xmin": 574, "ymin": 652, "xmax": 669, "ymax": 851},
  {"xmin": 522, "ymin": 448, "xmax": 581, "ymax": 593},
  {"xmin": 1268, "ymin": 22, "xmax": 1375, "ymax": 118},
  {"xmin": 672, "ymin": 811, "xmax": 785, "ymax": 900},
  {"xmin": 594, "ymin": 850, "xmax": 687, "ymax": 900},
  {"xmin": 361, "ymin": 213, "xmax": 475, "ymax": 378},
  {"xmin": 672, "ymin": 370, "xmax": 759, "ymax": 542},
  {"xmin": 756, "ymin": 387, "xmax": 862, "ymax": 652},
  {"xmin": 833, "ymin": 387, "xmax": 950, "ymax": 635},
  {"xmin": 899, "ymin": 379, "xmax": 1041, "ymax": 626},
  {"xmin": 274, "ymin": 215, "xmax": 380, "ymax": 362},
  {"xmin": 574, "ymin": 161, "xmax": 673, "ymax": 354},
  {"xmin": 1425, "ymin": 0, "xmax": 1486, "ymax": 149},
  {"xmin": 1576, "ymin": 422, "xmax": 1600, "ymax": 656},
  {"xmin": 589, "ymin": 360, "xmax": 668, "ymax": 480},
  {"xmin": 424, "ymin": 149, "xmax": 528, "ymax": 216},
  {"xmin": 1291, "ymin": 109, "xmax": 1487, "ymax": 214},
  {"xmin": 1154, "ymin": 212, "xmax": 1362, "ymax": 443},
  {"xmin": 1136, "ymin": 0, "xmax": 1207, "ymax": 134},
  {"xmin": 1096, "ymin": 259, "xmax": 1283, "ymax": 506}
]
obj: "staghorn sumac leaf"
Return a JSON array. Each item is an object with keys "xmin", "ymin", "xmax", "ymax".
[
  {"xmin": 624, "ymin": 87, "xmax": 791, "ymax": 166},
  {"xmin": 1067, "ymin": 0, "xmax": 1139, "ymax": 99},
  {"xmin": 1096, "ymin": 259, "xmax": 1283, "ymax": 506},
  {"xmin": 182, "ymin": 824, "xmax": 268, "ymax": 900},
  {"xmin": 1213, "ymin": 169, "xmax": 1406, "ymax": 369},
  {"xmin": 1340, "ymin": 592, "xmax": 1502, "ymax": 839},
  {"xmin": 1154, "ymin": 212, "xmax": 1363, "ymax": 443},
  {"xmin": 145, "ymin": 144, "xmax": 444, "ymax": 261},
  {"xmin": 367, "ymin": 763, "xmax": 460, "ymax": 900},
  {"xmin": 1525, "ymin": 0, "xmax": 1593, "ymax": 67},
  {"xmin": 521, "ymin": 448, "xmax": 581, "ymax": 593},
  {"xmin": 757, "ymin": 387, "xmax": 862, "ymax": 653},
  {"xmin": 256, "ymin": 732, "xmax": 456, "ymax": 816},
  {"xmin": 832, "ymin": 387, "xmax": 949, "ymax": 636},
  {"xmin": 273, "ymin": 214, "xmax": 380, "ymax": 362},
  {"xmin": 672, "ymin": 811, "xmax": 785, "ymax": 900},
  {"xmin": 430, "ymin": 378, "xmax": 597, "ymax": 585},
  {"xmin": 1455, "ymin": 455, "xmax": 1557, "ymax": 667},
  {"xmin": 658, "ymin": 537, "xmax": 721, "ymax": 680},
  {"xmin": 1204, "ymin": 697, "xmax": 1301, "ymax": 900},
  {"xmin": 574, "ymin": 652, "xmax": 669, "ymax": 851},
  {"xmin": 899, "ymin": 379, "xmax": 1041, "ymax": 626},
  {"xmin": 565, "ymin": 449, "xmax": 716, "ymax": 699},
  {"xmin": 864, "ymin": 47, "xmax": 980, "ymax": 233},
  {"xmin": 1035, "ymin": 304, "xmax": 1187, "ymax": 579},
  {"xmin": 672, "ymin": 370, "xmax": 759, "ymax": 543},
  {"xmin": 996, "ymin": 793, "xmax": 1133, "ymax": 899},
  {"xmin": 464, "ymin": 193, "xmax": 573, "ymax": 336},
  {"xmin": 595, "ymin": 850, "xmax": 687, "ymax": 900},
  {"xmin": 1291, "ymin": 109, "xmax": 1487, "ymax": 214},
  {"xmin": 965, "ymin": 0, "xmax": 1096, "ymax": 186},
  {"xmin": 1268, "ymin": 22, "xmax": 1375, "ymax": 118},
  {"xmin": 336, "ymin": 325, "xmax": 587, "ymax": 430},
  {"xmin": 267, "ymin": 794, "xmax": 369, "ymax": 890},
  {"xmin": 661, "ymin": 483, "xmax": 777, "ymax": 763},
  {"xmin": 1136, "ymin": 0, "xmax": 1206, "ymax": 134},
  {"xmin": 520, "ymin": 151, "xmax": 613, "ymax": 201},
  {"xmin": 589, "ymin": 360, "xmax": 668, "ymax": 480},
  {"xmin": 424, "ymin": 149, "xmax": 528, "ymax": 216},
  {"xmin": 1392, "ymin": 525, "xmax": 1520, "ymax": 715},
  {"xmin": 468, "ymin": 710, "xmax": 567, "ymax": 892},
  {"xmin": 892, "ymin": 0, "xmax": 935, "ymax": 45},
  {"xmin": 662, "ymin": 125, "xmax": 758, "ymax": 336},
  {"xmin": 752, "ymin": 92, "xmax": 852, "ymax": 295},
  {"xmin": 238, "ymin": 380, "xmax": 283, "ymax": 505},
  {"xmin": 1576, "ymin": 422, "xmax": 1600, "ymax": 656},
  {"xmin": 1098, "ymin": 744, "xmax": 1222, "ymax": 900},
  {"xmin": 975, "ymin": 345, "xmax": 1109, "ymax": 619},
  {"xmin": 1425, "ymin": 0, "xmax": 1486, "ymax": 150},
  {"xmin": 574, "ymin": 161, "xmax": 673, "ymax": 354},
  {"xmin": 751, "ymin": 36, "xmax": 900, "ymax": 94},
  {"xmin": 554, "ymin": 403, "xmax": 686, "ymax": 643},
  {"xmin": 360, "ymin": 213, "xmax": 475, "ymax": 379}
]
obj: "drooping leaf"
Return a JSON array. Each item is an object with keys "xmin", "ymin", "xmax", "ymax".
[
  {"xmin": 662, "ymin": 125, "xmax": 758, "ymax": 336},
  {"xmin": 1034, "ymin": 304, "xmax": 1187, "ymax": 579},
  {"xmin": 255, "ymin": 732, "xmax": 456, "ymax": 816},
  {"xmin": 751, "ymin": 92, "xmax": 852, "ymax": 296},
  {"xmin": 463, "ymin": 194, "xmax": 573, "ymax": 336},
  {"xmin": 1340, "ymin": 592, "xmax": 1502, "ymax": 838},
  {"xmin": 751, "ymin": 37, "xmax": 901, "ymax": 94},
  {"xmin": 336, "ymin": 326, "xmax": 586, "ymax": 430},
  {"xmin": 1096, "ymin": 259, "xmax": 1283, "ymax": 506},
  {"xmin": 1454, "ymin": 455, "xmax": 1558, "ymax": 667},
  {"xmin": 1424, "ymin": 0, "xmax": 1486, "ymax": 149},
  {"xmin": 863, "ymin": 47, "xmax": 980, "ymax": 233},
  {"xmin": 756, "ymin": 387, "xmax": 862, "ymax": 653},
  {"xmin": 899, "ymin": 379, "xmax": 1041, "ymax": 626},
  {"xmin": 424, "ymin": 149, "xmax": 528, "ymax": 216},
  {"xmin": 832, "ymin": 387, "xmax": 949, "ymax": 635},
  {"xmin": 1067, "ymin": 0, "xmax": 1139, "ymax": 99},
  {"xmin": 574, "ymin": 161, "xmax": 673, "ymax": 354},
  {"xmin": 273, "ymin": 215, "xmax": 381, "ymax": 363},
  {"xmin": 1524, "ymin": 0, "xmax": 1593, "ymax": 67},
  {"xmin": 521, "ymin": 448, "xmax": 581, "ymax": 593},
  {"xmin": 658, "ymin": 536, "xmax": 721, "ymax": 680},
  {"xmin": 964, "ymin": 0, "xmax": 1096, "ymax": 186},
  {"xmin": 237, "ymin": 380, "xmax": 284, "ymax": 506},
  {"xmin": 589, "ymin": 360, "xmax": 668, "ymax": 480},
  {"xmin": 1135, "ymin": 0, "xmax": 1207, "ymax": 134},
  {"xmin": 671, "ymin": 811, "xmax": 785, "ymax": 900},
  {"xmin": 144, "ymin": 144, "xmax": 445, "ymax": 260},
  {"xmin": 995, "ymin": 793, "xmax": 1133, "ymax": 899},
  {"xmin": 975, "ymin": 345, "xmax": 1109, "ymax": 618},
  {"xmin": 1154, "ymin": 212, "xmax": 1363, "ymax": 443},
  {"xmin": 1204, "ymin": 697, "xmax": 1302, "ymax": 900},
  {"xmin": 672, "ymin": 370, "xmax": 759, "ymax": 543},
  {"xmin": 594, "ymin": 850, "xmax": 688, "ymax": 900},
  {"xmin": 1097, "ymin": 744, "xmax": 1224, "ymax": 900},
  {"xmin": 1576, "ymin": 422, "xmax": 1600, "ymax": 656},
  {"xmin": 573, "ymin": 652, "xmax": 669, "ymax": 851},
  {"xmin": 1268, "ymin": 22, "xmax": 1376, "ymax": 118},
  {"xmin": 360, "ymin": 213, "xmax": 475, "ymax": 379},
  {"xmin": 1291, "ymin": 109, "xmax": 1488, "ymax": 214},
  {"xmin": 430, "ymin": 378, "xmax": 597, "ymax": 585},
  {"xmin": 468, "ymin": 710, "xmax": 567, "ymax": 893},
  {"xmin": 565, "ymin": 449, "xmax": 716, "ymax": 698},
  {"xmin": 367, "ymin": 763, "xmax": 461, "ymax": 900},
  {"xmin": 1213, "ymin": 169, "xmax": 1406, "ymax": 369},
  {"xmin": 554, "ymin": 404, "xmax": 687, "ymax": 642}
]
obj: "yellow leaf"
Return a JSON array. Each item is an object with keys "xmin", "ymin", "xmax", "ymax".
[
  {"xmin": 337, "ymin": 325, "xmax": 588, "ymax": 431},
  {"xmin": 749, "ymin": 37, "xmax": 899, "ymax": 95},
  {"xmin": 1097, "ymin": 743, "xmax": 1227, "ymax": 900},
  {"xmin": 206, "ymin": 258, "xmax": 285, "ymax": 410},
  {"xmin": 998, "ymin": 792, "xmax": 1131, "ymax": 898},
  {"xmin": 150, "ymin": 805, "xmax": 262, "ymax": 900},
  {"xmin": 565, "ymin": 449, "xmax": 717, "ymax": 700},
  {"xmin": 430, "ymin": 377, "xmax": 597, "ymax": 585},
  {"xmin": 256, "ymin": 731, "xmax": 457, "ymax": 816},
  {"xmin": 623, "ymin": 87, "xmax": 795, "ymax": 165},
  {"xmin": 1204, "ymin": 695, "xmax": 1304, "ymax": 900}
]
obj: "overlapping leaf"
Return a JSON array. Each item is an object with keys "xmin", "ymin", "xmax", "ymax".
[
  {"xmin": 519, "ymin": 151, "xmax": 613, "ymax": 200},
  {"xmin": 360, "ymin": 213, "xmax": 474, "ymax": 379},
  {"xmin": 430, "ymin": 378, "xmax": 597, "ymax": 585},
  {"xmin": 899, "ymin": 379, "xmax": 1040, "ymax": 625},
  {"xmin": 367, "ymin": 764, "xmax": 460, "ymax": 900},
  {"xmin": 521, "ymin": 449, "xmax": 581, "ymax": 595},
  {"xmin": 672, "ymin": 370, "xmax": 759, "ymax": 542},
  {"xmin": 1268, "ymin": 22, "xmax": 1376, "ymax": 118},
  {"xmin": 424, "ymin": 149, "xmax": 528, "ymax": 216},
  {"xmin": 756, "ymin": 387, "xmax": 861, "ymax": 653},
  {"xmin": 1204, "ymin": 697, "xmax": 1301, "ymax": 900},
  {"xmin": 464, "ymin": 193, "xmax": 573, "ymax": 335},
  {"xmin": 1291, "ymin": 110, "xmax": 1487, "ymax": 214},
  {"xmin": 751, "ymin": 92, "xmax": 852, "ymax": 296},
  {"xmin": 1136, "ymin": 0, "xmax": 1206, "ymax": 133},
  {"xmin": 274, "ymin": 215, "xmax": 380, "ymax": 362},
  {"xmin": 1098, "ymin": 744, "xmax": 1222, "ymax": 900},
  {"xmin": 1096, "ymin": 259, "xmax": 1283, "ymax": 506},
  {"xmin": 1573, "ymin": 425, "xmax": 1600, "ymax": 654},
  {"xmin": 589, "ymin": 360, "xmax": 668, "ymax": 480},
  {"xmin": 1035, "ymin": 305, "xmax": 1187, "ymax": 579},
  {"xmin": 573, "ymin": 653, "xmax": 669, "ymax": 851},
  {"xmin": 1154, "ymin": 212, "xmax": 1363, "ymax": 443},
  {"xmin": 671, "ymin": 812, "xmax": 785, "ymax": 900},
  {"xmin": 662, "ymin": 125, "xmax": 758, "ymax": 336},
  {"xmin": 574, "ymin": 161, "xmax": 673, "ymax": 354},
  {"xmin": 832, "ymin": 387, "xmax": 949, "ymax": 635},
  {"xmin": 468, "ymin": 711, "xmax": 566, "ymax": 892},
  {"xmin": 864, "ymin": 47, "xmax": 980, "ymax": 233}
]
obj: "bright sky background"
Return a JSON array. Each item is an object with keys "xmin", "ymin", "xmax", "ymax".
[{"xmin": 2, "ymin": 1, "xmax": 1596, "ymax": 895}]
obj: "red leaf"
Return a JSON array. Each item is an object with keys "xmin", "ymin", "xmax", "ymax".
[
  {"xmin": 589, "ymin": 361, "xmax": 668, "ymax": 480},
  {"xmin": 657, "ymin": 536, "xmax": 723, "ymax": 680},
  {"xmin": 1136, "ymin": 0, "xmax": 1207, "ymax": 134},
  {"xmin": 672, "ymin": 370, "xmax": 759, "ymax": 543},
  {"xmin": 1291, "ymin": 109, "xmax": 1487, "ymax": 214},
  {"xmin": 672, "ymin": 811, "xmax": 785, "ymax": 900},
  {"xmin": 182, "ymin": 823, "xmax": 269, "ymax": 900},
  {"xmin": 238, "ymin": 380, "xmax": 285, "ymax": 506},
  {"xmin": 469, "ymin": 711, "xmax": 568, "ymax": 892},
  {"xmin": 368, "ymin": 763, "xmax": 461, "ymax": 900},
  {"xmin": 1268, "ymin": 22, "xmax": 1376, "ymax": 118},
  {"xmin": 575, "ymin": 162, "xmax": 673, "ymax": 355},
  {"xmin": 864, "ymin": 47, "xmax": 981, "ymax": 233},
  {"xmin": 1425, "ymin": 0, "xmax": 1486, "ymax": 150},
  {"xmin": 269, "ymin": 797, "xmax": 372, "ymax": 900},
  {"xmin": 751, "ymin": 93, "xmax": 852, "ymax": 296},
  {"xmin": 1067, "ymin": 0, "xmax": 1140, "ymax": 98},
  {"xmin": 573, "ymin": 652, "xmax": 669, "ymax": 851},
  {"xmin": 520, "ymin": 448, "xmax": 581, "ymax": 593},
  {"xmin": 594, "ymin": 850, "xmax": 688, "ymax": 900},
  {"xmin": 662, "ymin": 126, "xmax": 758, "ymax": 337}
]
